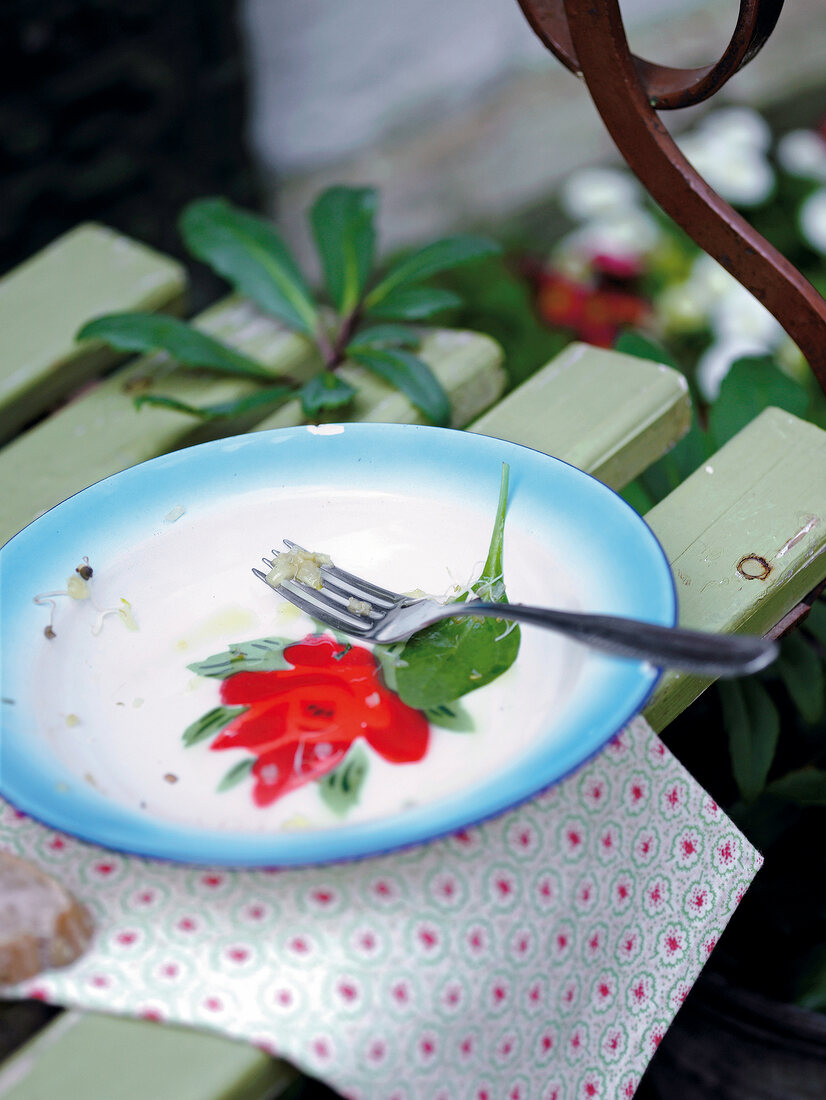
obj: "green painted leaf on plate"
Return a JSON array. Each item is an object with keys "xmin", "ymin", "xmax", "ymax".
[
  {"xmin": 424, "ymin": 699, "xmax": 475, "ymax": 733},
  {"xmin": 187, "ymin": 637, "xmax": 295, "ymax": 679},
  {"xmin": 182, "ymin": 705, "xmax": 248, "ymax": 747},
  {"xmin": 318, "ymin": 744, "xmax": 369, "ymax": 815},
  {"xmin": 217, "ymin": 756, "xmax": 255, "ymax": 792}
]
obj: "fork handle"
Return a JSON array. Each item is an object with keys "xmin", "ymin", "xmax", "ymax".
[{"xmin": 455, "ymin": 602, "xmax": 777, "ymax": 678}]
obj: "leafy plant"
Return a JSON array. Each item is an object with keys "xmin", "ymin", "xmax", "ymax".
[{"xmin": 78, "ymin": 189, "xmax": 499, "ymax": 426}]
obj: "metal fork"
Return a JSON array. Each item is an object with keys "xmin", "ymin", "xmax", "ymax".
[{"xmin": 252, "ymin": 541, "xmax": 778, "ymax": 677}]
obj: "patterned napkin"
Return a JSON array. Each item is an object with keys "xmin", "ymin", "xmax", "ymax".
[{"xmin": 1, "ymin": 715, "xmax": 760, "ymax": 1100}]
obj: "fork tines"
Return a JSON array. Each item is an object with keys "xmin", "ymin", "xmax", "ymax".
[
  {"xmin": 253, "ymin": 542, "xmax": 397, "ymax": 635},
  {"xmin": 253, "ymin": 565, "xmax": 375, "ymax": 634},
  {"xmin": 281, "ymin": 540, "xmax": 402, "ymax": 605}
]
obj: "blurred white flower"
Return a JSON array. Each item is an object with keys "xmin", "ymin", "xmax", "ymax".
[
  {"xmin": 799, "ymin": 188, "xmax": 826, "ymax": 253},
  {"xmin": 555, "ymin": 207, "xmax": 662, "ymax": 265},
  {"xmin": 687, "ymin": 254, "xmax": 741, "ymax": 308},
  {"xmin": 656, "ymin": 284, "xmax": 708, "ymax": 333},
  {"xmin": 679, "ymin": 131, "xmax": 775, "ymax": 207},
  {"xmin": 658, "ymin": 255, "xmax": 742, "ymax": 331},
  {"xmin": 656, "ymin": 253, "xmax": 783, "ymax": 349},
  {"xmin": 777, "ymin": 130, "xmax": 826, "ymax": 183},
  {"xmin": 693, "ymin": 107, "xmax": 772, "ymax": 152},
  {"xmin": 677, "ymin": 108, "xmax": 775, "ymax": 207},
  {"xmin": 697, "ymin": 337, "xmax": 771, "ymax": 400},
  {"xmin": 558, "ymin": 167, "xmax": 641, "ymax": 221},
  {"xmin": 709, "ymin": 282, "xmax": 783, "ymax": 345}
]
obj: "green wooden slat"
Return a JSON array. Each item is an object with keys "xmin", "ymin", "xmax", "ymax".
[
  {"xmin": 0, "ymin": 301, "xmax": 504, "ymax": 547},
  {"xmin": 469, "ymin": 342, "xmax": 692, "ymax": 489},
  {"xmin": 0, "ymin": 1011, "xmax": 296, "ymax": 1100},
  {"xmin": 0, "ymin": 296, "xmax": 315, "ymax": 548},
  {"xmin": 0, "ymin": 224, "xmax": 186, "ymax": 444},
  {"xmin": 644, "ymin": 406, "xmax": 826, "ymax": 730},
  {"xmin": 253, "ymin": 328, "xmax": 505, "ymax": 431}
]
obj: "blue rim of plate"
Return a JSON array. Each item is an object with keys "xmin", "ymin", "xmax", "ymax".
[{"xmin": 0, "ymin": 423, "xmax": 677, "ymax": 867}]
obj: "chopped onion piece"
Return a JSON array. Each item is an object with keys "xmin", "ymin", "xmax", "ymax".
[
  {"xmin": 347, "ymin": 597, "xmax": 372, "ymax": 617},
  {"xmin": 266, "ymin": 548, "xmax": 332, "ymax": 591}
]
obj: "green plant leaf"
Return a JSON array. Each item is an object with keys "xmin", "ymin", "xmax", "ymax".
[
  {"xmin": 187, "ymin": 637, "xmax": 295, "ymax": 679},
  {"xmin": 708, "ymin": 355, "xmax": 810, "ymax": 447},
  {"xmin": 794, "ymin": 945, "xmax": 826, "ymax": 1011},
  {"xmin": 348, "ymin": 347, "xmax": 450, "ymax": 425},
  {"xmin": 78, "ymin": 313, "xmax": 276, "ymax": 380},
  {"xmin": 429, "ymin": 253, "xmax": 565, "ymax": 388},
  {"xmin": 346, "ymin": 324, "xmax": 421, "ymax": 350},
  {"xmin": 394, "ymin": 463, "xmax": 520, "ymax": 710},
  {"xmin": 217, "ymin": 756, "xmax": 255, "ymax": 792},
  {"xmin": 134, "ymin": 384, "xmax": 293, "ymax": 421},
  {"xmin": 802, "ymin": 599, "xmax": 826, "ymax": 648},
  {"xmin": 365, "ymin": 236, "xmax": 500, "ymax": 309},
  {"xmin": 620, "ymin": 478, "xmax": 657, "ymax": 514},
  {"xmin": 366, "ymin": 286, "xmax": 462, "ymax": 320},
  {"xmin": 299, "ymin": 373, "xmax": 357, "ymax": 417},
  {"xmin": 764, "ymin": 767, "xmax": 826, "ymax": 805},
  {"xmin": 182, "ymin": 705, "xmax": 247, "ymax": 747},
  {"xmin": 318, "ymin": 744, "xmax": 369, "ymax": 815},
  {"xmin": 309, "ymin": 186, "xmax": 377, "ymax": 315},
  {"xmin": 613, "ymin": 330, "xmax": 709, "ymax": 501},
  {"xmin": 776, "ymin": 632, "xmax": 825, "ymax": 724},
  {"xmin": 179, "ymin": 198, "xmax": 318, "ymax": 335},
  {"xmin": 614, "ymin": 329, "xmax": 679, "ymax": 369},
  {"xmin": 637, "ymin": 413, "xmax": 710, "ymax": 503},
  {"xmin": 718, "ymin": 677, "xmax": 780, "ymax": 802}
]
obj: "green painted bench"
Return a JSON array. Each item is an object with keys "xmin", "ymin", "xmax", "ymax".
[{"xmin": 2, "ymin": 224, "xmax": 826, "ymax": 1099}]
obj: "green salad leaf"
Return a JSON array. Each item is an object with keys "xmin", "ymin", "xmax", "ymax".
[{"xmin": 392, "ymin": 463, "xmax": 520, "ymax": 710}]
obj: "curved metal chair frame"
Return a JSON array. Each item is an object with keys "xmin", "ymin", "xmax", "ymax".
[{"xmin": 517, "ymin": 0, "xmax": 826, "ymax": 394}]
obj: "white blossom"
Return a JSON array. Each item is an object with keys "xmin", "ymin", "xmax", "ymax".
[
  {"xmin": 696, "ymin": 337, "xmax": 771, "ymax": 401},
  {"xmin": 799, "ymin": 188, "xmax": 826, "ymax": 254},
  {"xmin": 558, "ymin": 166, "xmax": 642, "ymax": 221},
  {"xmin": 555, "ymin": 208, "xmax": 662, "ymax": 264},
  {"xmin": 777, "ymin": 130, "xmax": 826, "ymax": 183},
  {"xmin": 677, "ymin": 108, "xmax": 775, "ymax": 207},
  {"xmin": 693, "ymin": 107, "xmax": 772, "ymax": 152},
  {"xmin": 657, "ymin": 253, "xmax": 783, "ymax": 347},
  {"xmin": 678, "ymin": 132, "xmax": 774, "ymax": 207},
  {"xmin": 709, "ymin": 283, "xmax": 783, "ymax": 345},
  {"xmin": 656, "ymin": 285, "xmax": 708, "ymax": 334}
]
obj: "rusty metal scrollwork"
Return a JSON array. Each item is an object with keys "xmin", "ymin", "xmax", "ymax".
[{"xmin": 516, "ymin": 0, "xmax": 826, "ymax": 393}]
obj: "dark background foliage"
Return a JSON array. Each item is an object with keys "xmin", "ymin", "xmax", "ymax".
[{"xmin": 0, "ymin": 0, "xmax": 262, "ymax": 308}]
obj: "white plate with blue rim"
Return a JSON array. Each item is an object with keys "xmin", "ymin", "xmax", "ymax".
[{"xmin": 0, "ymin": 423, "xmax": 675, "ymax": 866}]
